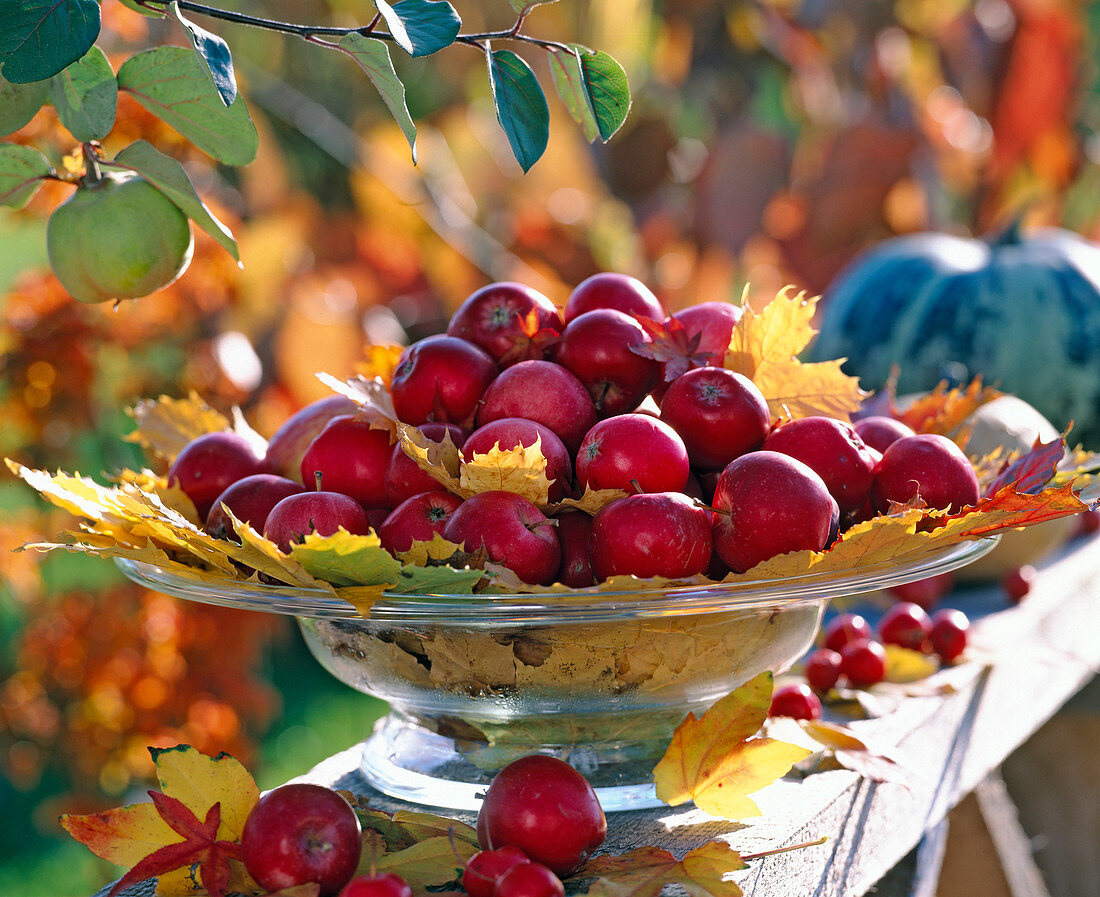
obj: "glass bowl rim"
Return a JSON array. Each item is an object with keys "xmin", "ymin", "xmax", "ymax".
[{"xmin": 115, "ymin": 536, "xmax": 997, "ymax": 624}]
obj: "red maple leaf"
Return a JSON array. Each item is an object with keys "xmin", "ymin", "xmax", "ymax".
[
  {"xmin": 498, "ymin": 307, "xmax": 562, "ymax": 366},
  {"xmin": 109, "ymin": 792, "xmax": 243, "ymax": 897},
  {"xmin": 983, "ymin": 435, "xmax": 1065, "ymax": 497},
  {"xmin": 628, "ymin": 315, "xmax": 712, "ymax": 382}
]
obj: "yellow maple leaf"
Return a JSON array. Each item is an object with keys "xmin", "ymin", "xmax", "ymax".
[
  {"xmin": 355, "ymin": 343, "xmax": 405, "ymax": 387},
  {"xmin": 460, "ymin": 439, "xmax": 554, "ymax": 505},
  {"xmin": 724, "ymin": 287, "xmax": 867, "ymax": 422},
  {"xmin": 550, "ymin": 485, "xmax": 628, "ymax": 516},
  {"xmin": 883, "ymin": 644, "xmax": 940, "ymax": 683},
  {"xmin": 397, "ymin": 532, "xmax": 469, "ymax": 566},
  {"xmin": 395, "ymin": 422, "xmax": 462, "ymax": 490},
  {"xmin": 125, "ymin": 393, "xmax": 234, "ymax": 462},
  {"xmin": 316, "ymin": 372, "xmax": 398, "ymax": 440},
  {"xmin": 398, "ymin": 422, "xmax": 558, "ymax": 507},
  {"xmin": 653, "ymin": 671, "xmax": 811, "ymax": 818}
]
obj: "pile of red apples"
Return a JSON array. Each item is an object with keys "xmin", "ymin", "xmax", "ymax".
[{"xmin": 167, "ymin": 274, "xmax": 981, "ymax": 588}]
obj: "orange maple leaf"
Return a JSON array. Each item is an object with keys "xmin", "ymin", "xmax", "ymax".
[
  {"xmin": 895, "ymin": 377, "xmax": 1001, "ymax": 437},
  {"xmin": 355, "ymin": 343, "xmax": 405, "ymax": 388}
]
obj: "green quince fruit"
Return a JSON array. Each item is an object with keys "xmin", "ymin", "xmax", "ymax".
[{"xmin": 46, "ymin": 172, "xmax": 194, "ymax": 303}]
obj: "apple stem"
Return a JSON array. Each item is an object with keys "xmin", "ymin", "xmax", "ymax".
[
  {"xmin": 692, "ymin": 498, "xmax": 730, "ymax": 517},
  {"xmin": 741, "ymin": 836, "xmax": 828, "ymax": 862},
  {"xmin": 314, "ymin": 470, "xmax": 324, "ymax": 492},
  {"xmin": 629, "ymin": 478, "xmax": 644, "ymax": 495},
  {"xmin": 81, "ymin": 142, "xmax": 104, "ymax": 187}
]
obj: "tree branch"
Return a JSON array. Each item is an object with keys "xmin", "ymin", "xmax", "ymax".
[{"xmin": 138, "ymin": 0, "xmax": 573, "ymax": 52}]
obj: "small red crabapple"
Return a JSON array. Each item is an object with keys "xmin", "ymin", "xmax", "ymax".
[
  {"xmin": 877, "ymin": 602, "xmax": 933, "ymax": 653},
  {"xmin": 338, "ymin": 873, "xmax": 413, "ymax": 897},
  {"xmin": 804, "ymin": 648, "xmax": 843, "ymax": 694},
  {"xmin": 493, "ymin": 861, "xmax": 565, "ymax": 897},
  {"xmin": 476, "ymin": 755, "xmax": 606, "ymax": 877},
  {"xmin": 768, "ymin": 682, "xmax": 822, "ymax": 720},
  {"xmin": 463, "ymin": 846, "xmax": 531, "ymax": 897},
  {"xmin": 822, "ymin": 613, "xmax": 873, "ymax": 654},
  {"xmin": 839, "ymin": 638, "xmax": 888, "ymax": 688},
  {"xmin": 1001, "ymin": 565, "xmax": 1036, "ymax": 604},
  {"xmin": 930, "ymin": 609, "xmax": 970, "ymax": 662}
]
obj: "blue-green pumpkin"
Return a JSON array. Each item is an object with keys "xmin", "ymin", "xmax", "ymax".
[{"xmin": 809, "ymin": 223, "xmax": 1100, "ymax": 445}]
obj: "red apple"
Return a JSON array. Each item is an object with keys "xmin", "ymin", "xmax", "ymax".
[
  {"xmin": 378, "ymin": 490, "xmax": 463, "ymax": 554},
  {"xmin": 589, "ymin": 492, "xmax": 712, "ymax": 580},
  {"xmin": 711, "ymin": 451, "xmax": 837, "ymax": 573},
  {"xmin": 553, "ymin": 510, "xmax": 595, "ymax": 588},
  {"xmin": 475, "ymin": 359, "xmax": 597, "ymax": 455},
  {"xmin": 264, "ymin": 394, "xmax": 359, "ymax": 483},
  {"xmin": 240, "ymin": 783, "xmax": 362, "ymax": 896},
  {"xmin": 463, "ymin": 418, "xmax": 572, "ymax": 502},
  {"xmin": 659, "ymin": 367, "xmax": 771, "ymax": 471},
  {"xmin": 384, "ymin": 422, "xmax": 466, "ymax": 506},
  {"xmin": 553, "ymin": 309, "xmax": 658, "ymax": 417},
  {"xmin": 871, "ymin": 433, "xmax": 980, "ymax": 513},
  {"xmin": 563, "ymin": 272, "xmax": 664, "ymax": 323},
  {"xmin": 390, "ymin": 334, "xmax": 498, "ymax": 426},
  {"xmin": 205, "ymin": 474, "xmax": 306, "ymax": 540},
  {"xmin": 263, "ymin": 490, "xmax": 372, "ymax": 552},
  {"xmin": 575, "ymin": 413, "xmax": 690, "ymax": 494},
  {"xmin": 476, "ymin": 755, "xmax": 606, "ymax": 877},
  {"xmin": 300, "ymin": 416, "xmax": 393, "ymax": 509},
  {"xmin": 442, "ymin": 491, "xmax": 561, "ymax": 585},
  {"xmin": 446, "ymin": 282, "xmax": 562, "ymax": 365},
  {"xmin": 762, "ymin": 416, "xmax": 877, "ymax": 513},
  {"xmin": 853, "ymin": 415, "xmax": 916, "ymax": 453},
  {"xmin": 167, "ymin": 431, "xmax": 268, "ymax": 520}
]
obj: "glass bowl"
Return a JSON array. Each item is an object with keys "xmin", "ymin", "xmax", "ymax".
[{"xmin": 117, "ymin": 537, "xmax": 994, "ymax": 811}]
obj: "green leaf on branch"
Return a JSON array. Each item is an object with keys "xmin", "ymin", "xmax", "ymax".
[
  {"xmin": 0, "ymin": 143, "xmax": 51, "ymax": 208},
  {"xmin": 388, "ymin": 0, "xmax": 461, "ymax": 57},
  {"xmin": 117, "ymin": 47, "xmax": 258, "ymax": 166},
  {"xmin": 0, "ymin": 75, "xmax": 49, "ymax": 135},
  {"xmin": 110, "ymin": 140, "xmax": 240, "ymax": 262},
  {"xmin": 508, "ymin": 0, "xmax": 559, "ymax": 14},
  {"xmin": 0, "ymin": 0, "xmax": 100, "ymax": 83},
  {"xmin": 547, "ymin": 47, "xmax": 598, "ymax": 142},
  {"xmin": 169, "ymin": 2, "xmax": 238, "ymax": 106},
  {"xmin": 576, "ymin": 47, "xmax": 630, "ymax": 141},
  {"xmin": 117, "ymin": 0, "xmax": 162, "ymax": 17},
  {"xmin": 374, "ymin": 0, "xmax": 415, "ymax": 56},
  {"xmin": 487, "ymin": 48, "xmax": 549, "ymax": 173},
  {"xmin": 338, "ymin": 35, "xmax": 418, "ymax": 161},
  {"xmin": 48, "ymin": 46, "xmax": 117, "ymax": 142}
]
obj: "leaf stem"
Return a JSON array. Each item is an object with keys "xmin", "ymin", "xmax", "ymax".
[{"xmin": 740, "ymin": 836, "xmax": 828, "ymax": 862}]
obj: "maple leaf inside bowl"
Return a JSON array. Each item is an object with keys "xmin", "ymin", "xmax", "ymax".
[{"xmin": 115, "ymin": 537, "xmax": 993, "ymax": 813}]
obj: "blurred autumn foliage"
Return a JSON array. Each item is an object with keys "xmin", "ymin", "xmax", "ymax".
[{"xmin": 2, "ymin": 0, "xmax": 1099, "ymax": 888}]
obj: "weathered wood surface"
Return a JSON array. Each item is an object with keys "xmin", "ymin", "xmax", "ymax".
[{"xmin": 95, "ymin": 534, "xmax": 1100, "ymax": 897}]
